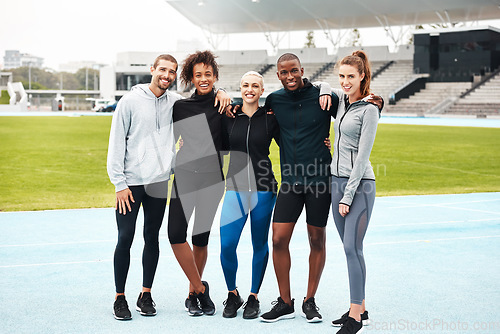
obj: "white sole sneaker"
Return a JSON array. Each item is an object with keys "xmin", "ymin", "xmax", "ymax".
[
  {"xmin": 301, "ymin": 311, "xmax": 322, "ymax": 323},
  {"xmin": 260, "ymin": 312, "xmax": 295, "ymax": 322},
  {"xmin": 135, "ymin": 306, "xmax": 156, "ymax": 316}
]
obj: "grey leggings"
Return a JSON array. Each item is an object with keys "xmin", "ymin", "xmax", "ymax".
[{"xmin": 331, "ymin": 176, "xmax": 375, "ymax": 305}]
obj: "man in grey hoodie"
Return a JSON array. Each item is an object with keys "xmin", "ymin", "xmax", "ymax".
[{"xmin": 107, "ymin": 54, "xmax": 230, "ymax": 320}]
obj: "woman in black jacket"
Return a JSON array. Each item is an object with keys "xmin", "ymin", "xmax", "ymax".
[{"xmin": 219, "ymin": 71, "xmax": 280, "ymax": 319}]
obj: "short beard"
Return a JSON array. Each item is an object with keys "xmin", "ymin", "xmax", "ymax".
[{"xmin": 156, "ymin": 78, "xmax": 169, "ymax": 91}]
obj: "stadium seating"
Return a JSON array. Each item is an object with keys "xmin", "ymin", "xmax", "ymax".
[
  {"xmin": 390, "ymin": 82, "xmax": 471, "ymax": 114},
  {"xmin": 177, "ymin": 48, "xmax": 499, "ymax": 116},
  {"xmin": 445, "ymin": 72, "xmax": 500, "ymax": 115}
]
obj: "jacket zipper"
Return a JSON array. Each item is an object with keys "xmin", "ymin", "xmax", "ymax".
[
  {"xmin": 338, "ymin": 100, "xmax": 363, "ymax": 175},
  {"xmin": 246, "ymin": 117, "xmax": 252, "ymax": 191},
  {"xmin": 336, "ymin": 107, "xmax": 349, "ymax": 175}
]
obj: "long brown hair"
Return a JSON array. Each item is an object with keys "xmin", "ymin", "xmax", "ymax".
[{"xmin": 337, "ymin": 50, "xmax": 371, "ymax": 98}]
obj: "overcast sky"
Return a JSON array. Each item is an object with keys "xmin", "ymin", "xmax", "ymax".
[{"xmin": 1, "ymin": 0, "xmax": 499, "ymax": 70}]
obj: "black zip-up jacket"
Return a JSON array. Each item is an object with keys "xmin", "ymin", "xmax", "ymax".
[
  {"xmin": 264, "ymin": 78, "xmax": 339, "ymax": 186},
  {"xmin": 173, "ymin": 89, "xmax": 226, "ymax": 173},
  {"xmin": 224, "ymin": 106, "xmax": 280, "ymax": 193}
]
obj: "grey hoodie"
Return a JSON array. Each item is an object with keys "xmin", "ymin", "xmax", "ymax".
[
  {"xmin": 107, "ymin": 84, "xmax": 183, "ymax": 192},
  {"xmin": 331, "ymin": 94, "xmax": 380, "ymax": 206}
]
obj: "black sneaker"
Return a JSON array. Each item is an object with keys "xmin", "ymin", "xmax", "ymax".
[
  {"xmin": 332, "ymin": 310, "xmax": 370, "ymax": 327},
  {"xmin": 113, "ymin": 295, "xmax": 132, "ymax": 320},
  {"xmin": 260, "ymin": 297, "xmax": 295, "ymax": 322},
  {"xmin": 196, "ymin": 281, "xmax": 216, "ymax": 316},
  {"xmin": 301, "ymin": 297, "xmax": 322, "ymax": 322},
  {"xmin": 136, "ymin": 292, "xmax": 156, "ymax": 316},
  {"xmin": 242, "ymin": 295, "xmax": 260, "ymax": 319},
  {"xmin": 336, "ymin": 316, "xmax": 363, "ymax": 334},
  {"xmin": 185, "ymin": 293, "xmax": 203, "ymax": 316},
  {"xmin": 222, "ymin": 290, "xmax": 244, "ymax": 318}
]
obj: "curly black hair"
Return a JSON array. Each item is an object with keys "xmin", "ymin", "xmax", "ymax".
[{"xmin": 180, "ymin": 50, "xmax": 219, "ymax": 86}]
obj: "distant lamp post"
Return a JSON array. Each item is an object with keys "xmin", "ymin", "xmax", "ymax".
[{"xmin": 28, "ymin": 62, "xmax": 32, "ymax": 90}]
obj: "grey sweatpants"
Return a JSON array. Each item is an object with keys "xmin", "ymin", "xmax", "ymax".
[{"xmin": 331, "ymin": 176, "xmax": 376, "ymax": 305}]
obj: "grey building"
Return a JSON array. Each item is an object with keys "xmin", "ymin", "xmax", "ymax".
[{"xmin": 3, "ymin": 50, "xmax": 44, "ymax": 69}]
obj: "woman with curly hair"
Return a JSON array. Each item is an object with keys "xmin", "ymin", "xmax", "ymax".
[{"xmin": 167, "ymin": 50, "xmax": 228, "ymax": 316}]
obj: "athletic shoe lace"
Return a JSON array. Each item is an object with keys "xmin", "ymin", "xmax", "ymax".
[
  {"xmin": 223, "ymin": 293, "xmax": 237, "ymax": 306},
  {"xmin": 141, "ymin": 294, "xmax": 155, "ymax": 307},
  {"xmin": 304, "ymin": 299, "xmax": 319, "ymax": 311},
  {"xmin": 242, "ymin": 297, "xmax": 254, "ymax": 309},
  {"xmin": 270, "ymin": 298, "xmax": 286, "ymax": 311},
  {"xmin": 115, "ymin": 298, "xmax": 128, "ymax": 311}
]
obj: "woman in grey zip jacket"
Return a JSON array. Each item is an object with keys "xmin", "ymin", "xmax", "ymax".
[{"xmin": 330, "ymin": 50, "xmax": 380, "ymax": 334}]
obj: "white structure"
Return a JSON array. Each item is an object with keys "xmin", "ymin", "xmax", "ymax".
[
  {"xmin": 58, "ymin": 61, "xmax": 102, "ymax": 73},
  {"xmin": 3, "ymin": 50, "xmax": 44, "ymax": 69},
  {"xmin": 0, "ymin": 72, "xmax": 12, "ymax": 91},
  {"xmin": 0, "ymin": 81, "xmax": 28, "ymax": 112},
  {"xmin": 100, "ymin": 51, "xmax": 189, "ymax": 99},
  {"xmin": 99, "ymin": 47, "xmax": 414, "ymax": 100}
]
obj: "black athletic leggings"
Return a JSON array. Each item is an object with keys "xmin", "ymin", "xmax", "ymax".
[
  {"xmin": 114, "ymin": 182, "xmax": 167, "ymax": 294},
  {"xmin": 168, "ymin": 168, "xmax": 225, "ymax": 247}
]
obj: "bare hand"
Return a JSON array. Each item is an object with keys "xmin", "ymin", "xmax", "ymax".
[
  {"xmin": 339, "ymin": 203, "xmax": 350, "ymax": 217},
  {"xmin": 319, "ymin": 94, "xmax": 332, "ymax": 111},
  {"xmin": 366, "ymin": 94, "xmax": 383, "ymax": 110},
  {"xmin": 215, "ymin": 90, "xmax": 231, "ymax": 114},
  {"xmin": 116, "ymin": 188, "xmax": 135, "ymax": 215},
  {"xmin": 324, "ymin": 137, "xmax": 331, "ymax": 150},
  {"xmin": 225, "ymin": 104, "xmax": 238, "ymax": 118}
]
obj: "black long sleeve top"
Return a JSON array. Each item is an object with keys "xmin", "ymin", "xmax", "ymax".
[{"xmin": 173, "ymin": 89, "xmax": 226, "ymax": 173}]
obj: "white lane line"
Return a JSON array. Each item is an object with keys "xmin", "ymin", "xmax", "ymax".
[
  {"xmin": 387, "ymin": 198, "xmax": 500, "ymax": 210},
  {"xmin": 0, "ymin": 239, "xmax": 115, "ymax": 248},
  {"xmin": 2, "ymin": 235, "xmax": 499, "ymax": 269},
  {"xmin": 367, "ymin": 235, "xmax": 500, "ymax": 246},
  {"xmin": 0, "ymin": 253, "xmax": 176, "ymax": 269},
  {"xmin": 0, "ymin": 236, "xmax": 170, "ymax": 248},
  {"xmin": 375, "ymin": 218, "xmax": 500, "ymax": 227},
  {"xmin": 433, "ymin": 204, "xmax": 500, "ymax": 215},
  {"xmin": 0, "ymin": 259, "xmax": 111, "ymax": 268}
]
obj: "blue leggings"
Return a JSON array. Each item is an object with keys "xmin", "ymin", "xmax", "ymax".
[
  {"xmin": 220, "ymin": 191, "xmax": 276, "ymax": 294},
  {"xmin": 331, "ymin": 176, "xmax": 375, "ymax": 305}
]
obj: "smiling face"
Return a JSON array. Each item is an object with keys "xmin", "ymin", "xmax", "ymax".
[
  {"xmin": 240, "ymin": 74, "xmax": 264, "ymax": 105},
  {"xmin": 150, "ymin": 59, "xmax": 177, "ymax": 94},
  {"xmin": 191, "ymin": 63, "xmax": 216, "ymax": 95},
  {"xmin": 338, "ymin": 64, "xmax": 365, "ymax": 101},
  {"xmin": 277, "ymin": 59, "xmax": 304, "ymax": 91}
]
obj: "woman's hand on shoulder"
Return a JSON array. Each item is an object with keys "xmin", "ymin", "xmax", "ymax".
[
  {"xmin": 319, "ymin": 94, "xmax": 332, "ymax": 111},
  {"xmin": 215, "ymin": 89, "xmax": 232, "ymax": 113}
]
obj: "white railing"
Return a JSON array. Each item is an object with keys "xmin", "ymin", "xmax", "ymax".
[
  {"xmin": 6, "ymin": 82, "xmax": 28, "ymax": 111},
  {"xmin": 426, "ymin": 97, "xmax": 458, "ymax": 115}
]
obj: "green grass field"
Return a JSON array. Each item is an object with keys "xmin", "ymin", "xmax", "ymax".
[
  {"xmin": 1, "ymin": 116, "xmax": 499, "ymax": 211},
  {"xmin": 0, "ymin": 90, "xmax": 10, "ymax": 104}
]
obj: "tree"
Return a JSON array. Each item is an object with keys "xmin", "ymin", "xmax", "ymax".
[
  {"xmin": 408, "ymin": 25, "xmax": 424, "ymax": 44},
  {"xmin": 75, "ymin": 68, "xmax": 99, "ymax": 90},
  {"xmin": 304, "ymin": 31, "xmax": 316, "ymax": 48},
  {"xmin": 12, "ymin": 67, "xmax": 59, "ymax": 89},
  {"xmin": 10, "ymin": 67, "xmax": 99, "ymax": 90}
]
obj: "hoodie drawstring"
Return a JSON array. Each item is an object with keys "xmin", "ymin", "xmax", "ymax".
[{"xmin": 155, "ymin": 97, "xmax": 160, "ymax": 133}]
